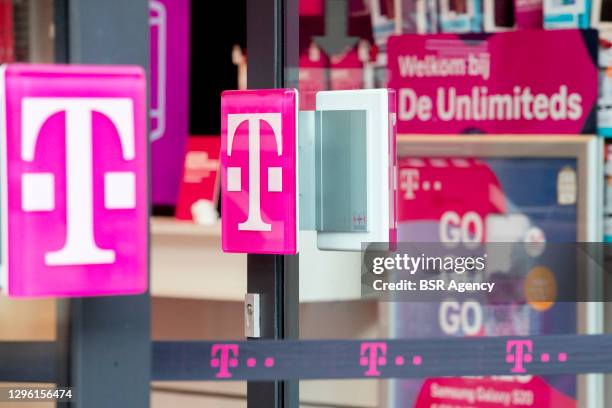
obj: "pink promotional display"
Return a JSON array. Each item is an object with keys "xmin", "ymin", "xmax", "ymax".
[
  {"xmin": 392, "ymin": 153, "xmax": 582, "ymax": 407},
  {"xmin": 221, "ymin": 89, "xmax": 298, "ymax": 254},
  {"xmin": 175, "ymin": 136, "xmax": 221, "ymax": 222},
  {"xmin": 387, "ymin": 29, "xmax": 598, "ymax": 134},
  {"xmin": 150, "ymin": 0, "xmax": 190, "ymax": 205},
  {"xmin": 0, "ymin": 64, "xmax": 148, "ymax": 297}
]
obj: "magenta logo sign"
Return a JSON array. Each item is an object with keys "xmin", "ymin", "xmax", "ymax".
[
  {"xmin": 1, "ymin": 64, "xmax": 148, "ymax": 297},
  {"xmin": 221, "ymin": 89, "xmax": 298, "ymax": 254}
]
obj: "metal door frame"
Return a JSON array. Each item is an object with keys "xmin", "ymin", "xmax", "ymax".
[{"xmin": 246, "ymin": 0, "xmax": 300, "ymax": 407}]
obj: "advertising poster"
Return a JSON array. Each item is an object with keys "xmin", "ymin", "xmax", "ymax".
[
  {"xmin": 387, "ymin": 30, "xmax": 598, "ymax": 134},
  {"xmin": 175, "ymin": 137, "xmax": 221, "ymax": 223},
  {"xmin": 150, "ymin": 0, "xmax": 190, "ymax": 205},
  {"xmin": 391, "ymin": 156, "xmax": 580, "ymax": 407}
]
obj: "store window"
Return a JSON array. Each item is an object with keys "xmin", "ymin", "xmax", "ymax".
[
  {"xmin": 292, "ymin": 1, "xmax": 609, "ymax": 407},
  {"xmin": 1, "ymin": 1, "xmax": 611, "ymax": 407}
]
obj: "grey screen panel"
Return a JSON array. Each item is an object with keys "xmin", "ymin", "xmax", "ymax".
[
  {"xmin": 316, "ymin": 110, "xmax": 368, "ymax": 233},
  {"xmin": 299, "ymin": 111, "xmax": 316, "ymax": 230}
]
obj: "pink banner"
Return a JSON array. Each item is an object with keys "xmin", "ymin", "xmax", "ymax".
[{"xmin": 387, "ymin": 30, "xmax": 598, "ymax": 134}]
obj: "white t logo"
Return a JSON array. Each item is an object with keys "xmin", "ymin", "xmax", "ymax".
[
  {"xmin": 226, "ymin": 113, "xmax": 282, "ymax": 232},
  {"xmin": 21, "ymin": 97, "xmax": 136, "ymax": 266},
  {"xmin": 400, "ymin": 168, "xmax": 419, "ymax": 200}
]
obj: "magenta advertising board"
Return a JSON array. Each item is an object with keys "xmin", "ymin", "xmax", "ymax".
[
  {"xmin": 150, "ymin": 0, "xmax": 190, "ymax": 205},
  {"xmin": 387, "ymin": 30, "xmax": 598, "ymax": 134}
]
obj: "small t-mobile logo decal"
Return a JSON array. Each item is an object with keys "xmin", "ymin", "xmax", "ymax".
[
  {"xmin": 22, "ymin": 97, "xmax": 136, "ymax": 266},
  {"xmin": 210, "ymin": 343, "xmax": 275, "ymax": 379},
  {"xmin": 226, "ymin": 113, "xmax": 283, "ymax": 232},
  {"xmin": 211, "ymin": 344, "xmax": 239, "ymax": 378},
  {"xmin": 400, "ymin": 168, "xmax": 419, "ymax": 199},
  {"xmin": 505, "ymin": 339, "xmax": 569, "ymax": 373},
  {"xmin": 506, "ymin": 339, "xmax": 533, "ymax": 373},
  {"xmin": 359, "ymin": 341, "xmax": 423, "ymax": 377},
  {"xmin": 360, "ymin": 342, "xmax": 387, "ymax": 377}
]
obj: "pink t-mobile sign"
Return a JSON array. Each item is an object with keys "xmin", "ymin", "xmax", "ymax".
[
  {"xmin": 0, "ymin": 64, "xmax": 148, "ymax": 297},
  {"xmin": 221, "ymin": 89, "xmax": 298, "ymax": 254}
]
